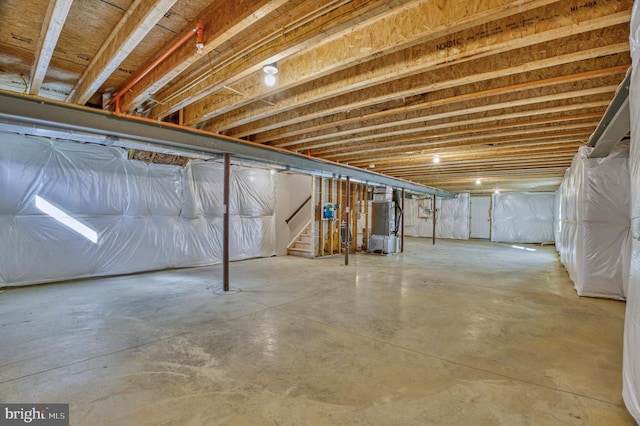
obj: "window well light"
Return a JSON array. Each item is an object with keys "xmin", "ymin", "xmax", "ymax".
[{"xmin": 263, "ymin": 62, "xmax": 278, "ymax": 86}]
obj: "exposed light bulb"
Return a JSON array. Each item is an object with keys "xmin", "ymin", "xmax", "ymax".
[
  {"xmin": 494, "ymin": 189, "xmax": 500, "ymax": 194},
  {"xmin": 264, "ymin": 73, "xmax": 277, "ymax": 86},
  {"xmin": 433, "ymin": 155, "xmax": 440, "ymax": 164},
  {"xmin": 475, "ymin": 178, "xmax": 481, "ymax": 185}
]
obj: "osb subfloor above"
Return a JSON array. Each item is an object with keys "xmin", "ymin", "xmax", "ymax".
[{"xmin": 0, "ymin": 0, "xmax": 632, "ymax": 194}]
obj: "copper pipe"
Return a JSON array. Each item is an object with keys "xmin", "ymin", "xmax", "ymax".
[{"xmin": 108, "ymin": 23, "xmax": 204, "ymax": 112}]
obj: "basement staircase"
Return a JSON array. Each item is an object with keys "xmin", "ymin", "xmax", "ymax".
[{"xmin": 287, "ymin": 221, "xmax": 314, "ymax": 258}]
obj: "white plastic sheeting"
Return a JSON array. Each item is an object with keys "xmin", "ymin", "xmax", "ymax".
[
  {"xmin": 404, "ymin": 193, "xmax": 469, "ymax": 240},
  {"xmin": 556, "ymin": 142, "xmax": 630, "ymax": 301},
  {"xmin": 491, "ymin": 192, "xmax": 555, "ymax": 243},
  {"xmin": 0, "ymin": 131, "xmax": 276, "ymax": 287},
  {"xmin": 624, "ymin": 1, "xmax": 640, "ymax": 420}
]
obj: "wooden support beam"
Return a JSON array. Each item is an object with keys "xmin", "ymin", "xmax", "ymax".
[
  {"xmin": 146, "ymin": 0, "xmax": 414, "ymax": 118},
  {"xmin": 118, "ymin": 0, "xmax": 289, "ymax": 112},
  {"xmin": 277, "ymin": 86, "xmax": 617, "ymax": 151},
  {"xmin": 184, "ymin": 0, "xmax": 571, "ymax": 126},
  {"xmin": 358, "ymin": 143, "xmax": 584, "ymax": 170},
  {"xmin": 68, "ymin": 0, "xmax": 178, "ymax": 105},
  {"xmin": 29, "ymin": 0, "xmax": 74, "ymax": 95},
  {"xmin": 225, "ymin": 31, "xmax": 629, "ymax": 139},
  {"xmin": 322, "ymin": 113, "xmax": 602, "ymax": 159},
  {"xmin": 340, "ymin": 125, "xmax": 595, "ymax": 164},
  {"xmin": 262, "ymin": 59, "xmax": 628, "ymax": 147}
]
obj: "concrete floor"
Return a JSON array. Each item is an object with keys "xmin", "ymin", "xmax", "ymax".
[{"xmin": 0, "ymin": 238, "xmax": 633, "ymax": 425}]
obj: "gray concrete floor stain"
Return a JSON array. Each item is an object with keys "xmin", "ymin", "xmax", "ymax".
[{"xmin": 0, "ymin": 238, "xmax": 634, "ymax": 425}]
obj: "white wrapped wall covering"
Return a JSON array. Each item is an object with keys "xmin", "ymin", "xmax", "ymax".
[
  {"xmin": 624, "ymin": 1, "xmax": 640, "ymax": 421},
  {"xmin": 0, "ymin": 132, "xmax": 276, "ymax": 286},
  {"xmin": 557, "ymin": 142, "xmax": 630, "ymax": 301},
  {"xmin": 491, "ymin": 192, "xmax": 555, "ymax": 243},
  {"xmin": 404, "ymin": 193, "xmax": 469, "ymax": 240}
]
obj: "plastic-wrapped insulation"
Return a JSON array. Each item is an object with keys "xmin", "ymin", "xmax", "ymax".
[
  {"xmin": 0, "ymin": 132, "xmax": 276, "ymax": 287},
  {"xmin": 623, "ymin": 0, "xmax": 640, "ymax": 420}
]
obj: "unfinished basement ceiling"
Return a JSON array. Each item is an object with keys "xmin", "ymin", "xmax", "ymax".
[{"xmin": 0, "ymin": 0, "xmax": 632, "ymax": 194}]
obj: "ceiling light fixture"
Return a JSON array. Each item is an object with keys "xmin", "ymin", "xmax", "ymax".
[
  {"xmin": 494, "ymin": 189, "xmax": 500, "ymax": 194},
  {"xmin": 263, "ymin": 62, "xmax": 278, "ymax": 86},
  {"xmin": 369, "ymin": 164, "xmax": 375, "ymax": 169},
  {"xmin": 433, "ymin": 155, "xmax": 440, "ymax": 164},
  {"xmin": 475, "ymin": 178, "xmax": 481, "ymax": 185}
]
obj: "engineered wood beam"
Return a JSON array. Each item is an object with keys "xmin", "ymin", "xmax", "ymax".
[
  {"xmin": 223, "ymin": 27, "xmax": 630, "ymax": 138},
  {"xmin": 28, "ymin": 0, "xmax": 73, "ymax": 95},
  {"xmin": 289, "ymin": 66, "xmax": 624, "ymax": 155},
  {"xmin": 276, "ymin": 85, "xmax": 618, "ymax": 151},
  {"xmin": 352, "ymin": 134, "xmax": 589, "ymax": 168},
  {"xmin": 286, "ymin": 102, "xmax": 610, "ymax": 157},
  {"xmin": 334, "ymin": 126, "xmax": 594, "ymax": 164},
  {"xmin": 321, "ymin": 113, "xmax": 602, "ymax": 158},
  {"xmin": 143, "ymin": 0, "xmax": 414, "ymax": 117},
  {"xmin": 182, "ymin": 0, "xmax": 567, "ymax": 126},
  {"xmin": 67, "ymin": 0, "xmax": 178, "ymax": 105},
  {"xmin": 116, "ymin": 0, "xmax": 290, "ymax": 111}
]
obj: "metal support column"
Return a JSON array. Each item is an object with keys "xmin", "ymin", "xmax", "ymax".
[
  {"xmin": 401, "ymin": 188, "xmax": 405, "ymax": 253},
  {"xmin": 432, "ymin": 194, "xmax": 436, "ymax": 245},
  {"xmin": 345, "ymin": 176, "xmax": 350, "ymax": 265},
  {"xmin": 223, "ymin": 153, "xmax": 230, "ymax": 291}
]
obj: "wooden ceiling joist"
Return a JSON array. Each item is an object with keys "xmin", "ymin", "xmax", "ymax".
[
  {"xmin": 220, "ymin": 26, "xmax": 629, "ymax": 139},
  {"xmin": 1, "ymin": 0, "xmax": 631, "ymax": 194},
  {"xmin": 28, "ymin": 0, "xmax": 74, "ymax": 95},
  {"xmin": 68, "ymin": 0, "xmax": 179, "ymax": 105},
  {"xmin": 261, "ymin": 64, "xmax": 626, "ymax": 148},
  {"xmin": 275, "ymin": 87, "xmax": 617, "ymax": 151},
  {"xmin": 321, "ymin": 114, "xmax": 602, "ymax": 158},
  {"xmin": 181, "ymin": 0, "xmax": 573, "ymax": 127}
]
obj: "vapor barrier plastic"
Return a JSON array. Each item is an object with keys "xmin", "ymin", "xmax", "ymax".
[
  {"xmin": 624, "ymin": 1, "xmax": 640, "ymax": 420},
  {"xmin": 491, "ymin": 192, "xmax": 555, "ymax": 243},
  {"xmin": 557, "ymin": 142, "xmax": 630, "ymax": 301},
  {"xmin": 404, "ymin": 193, "xmax": 469, "ymax": 240},
  {"xmin": 0, "ymin": 132, "xmax": 276, "ymax": 286}
]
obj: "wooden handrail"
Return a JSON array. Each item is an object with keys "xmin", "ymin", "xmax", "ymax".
[{"xmin": 285, "ymin": 195, "xmax": 312, "ymax": 224}]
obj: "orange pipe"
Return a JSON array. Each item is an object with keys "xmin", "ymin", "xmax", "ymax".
[{"xmin": 109, "ymin": 23, "xmax": 204, "ymax": 113}]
